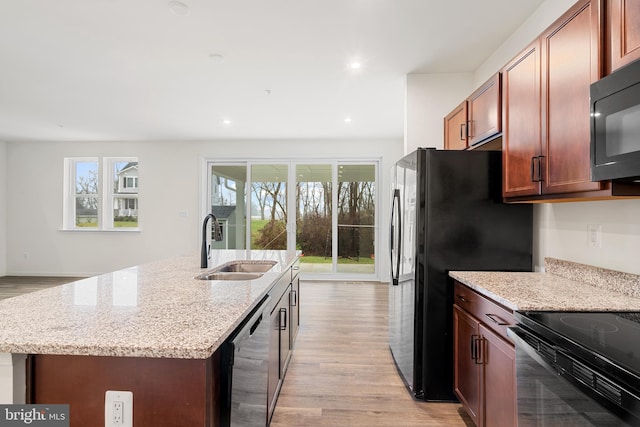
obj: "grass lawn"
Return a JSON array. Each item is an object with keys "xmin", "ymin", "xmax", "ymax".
[{"xmin": 301, "ymin": 255, "xmax": 374, "ymax": 264}]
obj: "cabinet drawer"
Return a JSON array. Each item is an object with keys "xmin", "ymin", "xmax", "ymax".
[{"xmin": 453, "ymin": 281, "xmax": 514, "ymax": 342}]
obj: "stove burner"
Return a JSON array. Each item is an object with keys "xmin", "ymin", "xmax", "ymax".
[{"xmin": 559, "ymin": 315, "xmax": 619, "ymax": 333}]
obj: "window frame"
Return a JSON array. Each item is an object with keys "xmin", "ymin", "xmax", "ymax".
[{"xmin": 63, "ymin": 157, "xmax": 140, "ymax": 231}]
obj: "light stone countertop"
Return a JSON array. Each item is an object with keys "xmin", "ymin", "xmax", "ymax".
[
  {"xmin": 450, "ymin": 259, "xmax": 640, "ymax": 312},
  {"xmin": 0, "ymin": 250, "xmax": 297, "ymax": 359}
]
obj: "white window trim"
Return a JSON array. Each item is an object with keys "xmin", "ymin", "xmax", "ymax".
[{"xmin": 63, "ymin": 157, "xmax": 140, "ymax": 232}]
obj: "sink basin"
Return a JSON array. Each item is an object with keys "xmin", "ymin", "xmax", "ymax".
[
  {"xmin": 216, "ymin": 260, "xmax": 277, "ymax": 273},
  {"xmin": 195, "ymin": 260, "xmax": 277, "ymax": 281},
  {"xmin": 196, "ymin": 272, "xmax": 263, "ymax": 281}
]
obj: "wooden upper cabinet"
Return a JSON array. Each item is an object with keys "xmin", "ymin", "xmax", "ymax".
[
  {"xmin": 541, "ymin": 0, "xmax": 603, "ymax": 195},
  {"xmin": 444, "ymin": 101, "xmax": 468, "ymax": 150},
  {"xmin": 502, "ymin": 0, "xmax": 612, "ymax": 201},
  {"xmin": 606, "ymin": 0, "xmax": 640, "ymax": 74},
  {"xmin": 502, "ymin": 41, "xmax": 541, "ymax": 198},
  {"xmin": 444, "ymin": 73, "xmax": 501, "ymax": 150},
  {"xmin": 468, "ymin": 73, "xmax": 501, "ymax": 146}
]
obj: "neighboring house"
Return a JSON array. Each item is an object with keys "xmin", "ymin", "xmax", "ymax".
[{"xmin": 114, "ymin": 162, "xmax": 138, "ymax": 218}]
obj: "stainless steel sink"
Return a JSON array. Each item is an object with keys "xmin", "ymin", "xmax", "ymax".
[
  {"xmin": 216, "ymin": 260, "xmax": 277, "ymax": 273},
  {"xmin": 195, "ymin": 260, "xmax": 277, "ymax": 281},
  {"xmin": 196, "ymin": 272, "xmax": 263, "ymax": 281}
]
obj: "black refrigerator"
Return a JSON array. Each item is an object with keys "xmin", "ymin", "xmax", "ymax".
[{"xmin": 389, "ymin": 148, "xmax": 532, "ymax": 401}]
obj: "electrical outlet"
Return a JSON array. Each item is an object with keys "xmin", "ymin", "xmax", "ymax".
[
  {"xmin": 105, "ymin": 391, "xmax": 133, "ymax": 427},
  {"xmin": 587, "ymin": 224, "xmax": 602, "ymax": 248}
]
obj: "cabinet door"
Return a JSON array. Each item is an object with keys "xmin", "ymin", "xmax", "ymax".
[
  {"xmin": 453, "ymin": 305, "xmax": 481, "ymax": 426},
  {"xmin": 541, "ymin": 0, "xmax": 604, "ymax": 195},
  {"xmin": 468, "ymin": 73, "xmax": 501, "ymax": 146},
  {"xmin": 607, "ymin": 0, "xmax": 640, "ymax": 74},
  {"xmin": 479, "ymin": 324, "xmax": 516, "ymax": 427},
  {"xmin": 289, "ymin": 274, "xmax": 300, "ymax": 346},
  {"xmin": 279, "ymin": 285, "xmax": 292, "ymax": 377},
  {"xmin": 502, "ymin": 40, "xmax": 542, "ymax": 198},
  {"xmin": 444, "ymin": 101, "xmax": 468, "ymax": 150},
  {"xmin": 267, "ymin": 299, "xmax": 282, "ymax": 420}
]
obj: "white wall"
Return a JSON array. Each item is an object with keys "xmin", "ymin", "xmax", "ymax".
[
  {"xmin": 6, "ymin": 139, "xmax": 403, "ymax": 276},
  {"xmin": 404, "ymin": 73, "xmax": 473, "ymax": 154},
  {"xmin": 0, "ymin": 141, "xmax": 7, "ymax": 276},
  {"xmin": 538, "ymin": 201, "xmax": 640, "ymax": 274}
]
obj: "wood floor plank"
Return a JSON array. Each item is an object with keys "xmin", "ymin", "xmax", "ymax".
[{"xmin": 271, "ymin": 281, "xmax": 473, "ymax": 427}]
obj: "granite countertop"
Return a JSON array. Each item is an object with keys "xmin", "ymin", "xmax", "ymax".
[
  {"xmin": 0, "ymin": 250, "xmax": 297, "ymax": 359},
  {"xmin": 450, "ymin": 258, "xmax": 640, "ymax": 312}
]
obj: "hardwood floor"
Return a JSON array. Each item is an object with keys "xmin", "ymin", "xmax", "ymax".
[
  {"xmin": 271, "ymin": 281, "xmax": 473, "ymax": 427},
  {"xmin": 0, "ymin": 276, "xmax": 84, "ymax": 300}
]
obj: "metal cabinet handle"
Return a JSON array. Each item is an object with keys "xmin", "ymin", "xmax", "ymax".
[
  {"xmin": 467, "ymin": 120, "xmax": 473, "ymax": 138},
  {"xmin": 456, "ymin": 294, "xmax": 469, "ymax": 303},
  {"xmin": 475, "ymin": 337, "xmax": 484, "ymax": 365},
  {"xmin": 279, "ymin": 308, "xmax": 287, "ymax": 330},
  {"xmin": 530, "ymin": 156, "xmax": 538, "ymax": 182},
  {"xmin": 485, "ymin": 313, "xmax": 509, "ymax": 326},
  {"xmin": 470, "ymin": 334, "xmax": 479, "ymax": 361},
  {"xmin": 460, "ymin": 123, "xmax": 467, "ymax": 141},
  {"xmin": 531, "ymin": 156, "xmax": 545, "ymax": 183},
  {"xmin": 290, "ymin": 290, "xmax": 297, "ymax": 307}
]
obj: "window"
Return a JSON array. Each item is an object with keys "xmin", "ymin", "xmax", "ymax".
[{"xmin": 64, "ymin": 157, "xmax": 139, "ymax": 230}]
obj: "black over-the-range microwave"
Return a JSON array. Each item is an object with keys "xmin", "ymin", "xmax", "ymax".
[{"xmin": 591, "ymin": 58, "xmax": 640, "ymax": 182}]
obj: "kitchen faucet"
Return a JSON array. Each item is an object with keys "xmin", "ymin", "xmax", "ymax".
[{"xmin": 201, "ymin": 213, "xmax": 223, "ymax": 268}]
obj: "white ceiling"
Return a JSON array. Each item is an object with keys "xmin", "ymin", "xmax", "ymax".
[{"xmin": 0, "ymin": 0, "xmax": 544, "ymax": 143}]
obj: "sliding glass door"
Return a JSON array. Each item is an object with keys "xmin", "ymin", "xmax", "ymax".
[
  {"xmin": 250, "ymin": 164, "xmax": 288, "ymax": 251},
  {"xmin": 207, "ymin": 160, "xmax": 378, "ymax": 278},
  {"xmin": 296, "ymin": 164, "xmax": 332, "ymax": 274}
]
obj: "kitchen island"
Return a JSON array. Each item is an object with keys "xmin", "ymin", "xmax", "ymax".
[{"xmin": 0, "ymin": 250, "xmax": 299, "ymax": 426}]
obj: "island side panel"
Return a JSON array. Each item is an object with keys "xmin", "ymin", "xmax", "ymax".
[{"xmin": 28, "ymin": 353, "xmax": 221, "ymax": 427}]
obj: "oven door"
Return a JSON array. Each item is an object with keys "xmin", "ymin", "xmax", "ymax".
[{"xmin": 508, "ymin": 326, "xmax": 640, "ymax": 426}]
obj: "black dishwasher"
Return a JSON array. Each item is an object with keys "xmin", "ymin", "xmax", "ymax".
[{"xmin": 221, "ymin": 295, "xmax": 271, "ymax": 427}]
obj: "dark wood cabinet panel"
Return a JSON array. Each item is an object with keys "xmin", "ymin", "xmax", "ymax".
[
  {"xmin": 541, "ymin": 0, "xmax": 604, "ymax": 195},
  {"xmin": 444, "ymin": 101, "xmax": 468, "ymax": 150},
  {"xmin": 468, "ymin": 73, "xmax": 501, "ymax": 147},
  {"xmin": 444, "ymin": 73, "xmax": 501, "ymax": 150},
  {"xmin": 501, "ymin": 0, "xmax": 623, "ymax": 202},
  {"xmin": 502, "ymin": 41, "xmax": 542, "ymax": 198},
  {"xmin": 454, "ymin": 305, "xmax": 481, "ymax": 427},
  {"xmin": 30, "ymin": 354, "xmax": 218, "ymax": 427},
  {"xmin": 480, "ymin": 324, "xmax": 517, "ymax": 427},
  {"xmin": 606, "ymin": 0, "xmax": 640, "ymax": 74},
  {"xmin": 453, "ymin": 281, "xmax": 516, "ymax": 427}
]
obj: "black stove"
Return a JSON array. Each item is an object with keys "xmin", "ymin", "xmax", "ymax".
[{"xmin": 512, "ymin": 311, "xmax": 640, "ymax": 426}]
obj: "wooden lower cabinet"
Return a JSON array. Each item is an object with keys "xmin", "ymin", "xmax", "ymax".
[
  {"xmin": 29, "ymin": 353, "xmax": 221, "ymax": 427},
  {"xmin": 480, "ymin": 324, "xmax": 517, "ymax": 427},
  {"xmin": 453, "ymin": 282, "xmax": 516, "ymax": 427},
  {"xmin": 454, "ymin": 305, "xmax": 481, "ymax": 426}
]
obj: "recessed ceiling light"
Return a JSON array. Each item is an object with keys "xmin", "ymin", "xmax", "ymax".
[
  {"xmin": 350, "ymin": 62, "xmax": 361, "ymax": 70},
  {"xmin": 168, "ymin": 1, "xmax": 190, "ymax": 16},
  {"xmin": 222, "ymin": 119, "xmax": 231, "ymax": 125},
  {"xmin": 344, "ymin": 117, "xmax": 352, "ymax": 123}
]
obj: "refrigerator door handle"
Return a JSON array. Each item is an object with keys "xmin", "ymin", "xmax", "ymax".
[{"xmin": 390, "ymin": 189, "xmax": 402, "ymax": 285}]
